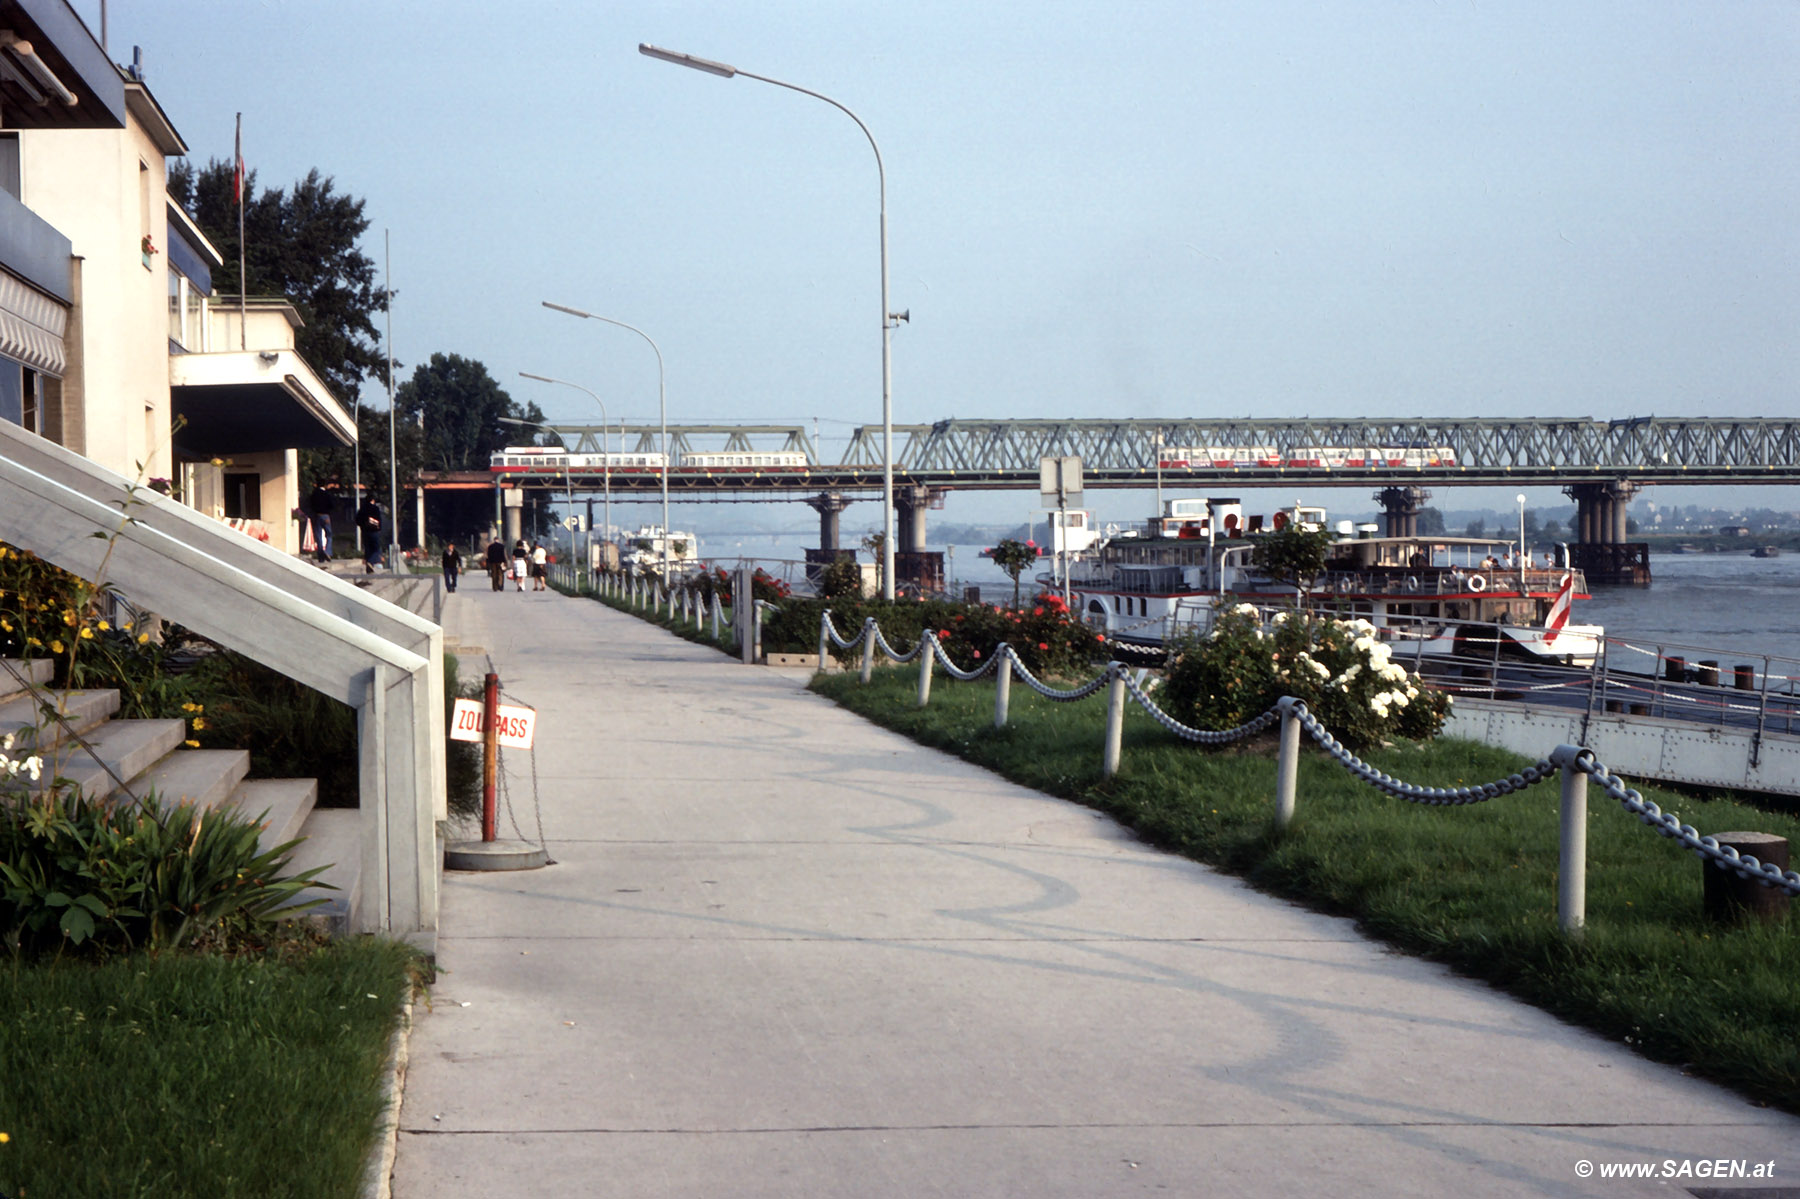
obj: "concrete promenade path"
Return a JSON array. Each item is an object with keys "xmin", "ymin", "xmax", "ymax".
[{"xmin": 390, "ymin": 587, "xmax": 1799, "ymax": 1198}]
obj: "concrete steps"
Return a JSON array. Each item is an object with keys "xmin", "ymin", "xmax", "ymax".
[
  {"xmin": 0, "ymin": 673, "xmax": 364, "ymax": 933},
  {"xmin": 0, "ymin": 658, "xmax": 53, "ymax": 701}
]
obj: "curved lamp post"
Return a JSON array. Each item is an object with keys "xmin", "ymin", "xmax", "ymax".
[
  {"xmin": 519, "ymin": 372, "xmax": 615, "ymax": 582},
  {"xmin": 541, "ymin": 302, "xmax": 670, "ymax": 583},
  {"xmin": 639, "ymin": 42, "xmax": 899, "ymax": 600}
]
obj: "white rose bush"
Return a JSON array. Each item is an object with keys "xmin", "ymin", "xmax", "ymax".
[{"xmin": 1162, "ymin": 604, "xmax": 1452, "ymax": 752}]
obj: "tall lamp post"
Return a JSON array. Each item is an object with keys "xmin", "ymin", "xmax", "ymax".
[
  {"xmin": 639, "ymin": 42, "xmax": 900, "ymax": 601},
  {"xmin": 541, "ymin": 302, "xmax": 669, "ymax": 583},
  {"xmin": 519, "ymin": 372, "xmax": 614, "ymax": 582},
  {"xmin": 1517, "ymin": 493, "xmax": 1528, "ymax": 576}
]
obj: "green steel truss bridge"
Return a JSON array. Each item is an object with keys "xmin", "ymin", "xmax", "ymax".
[{"xmin": 489, "ymin": 416, "xmax": 1800, "ymax": 493}]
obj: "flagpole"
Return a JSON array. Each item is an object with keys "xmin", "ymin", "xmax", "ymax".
[{"xmin": 235, "ymin": 113, "xmax": 246, "ymax": 351}]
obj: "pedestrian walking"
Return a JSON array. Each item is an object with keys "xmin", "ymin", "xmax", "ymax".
[
  {"xmin": 511, "ymin": 539, "xmax": 529, "ymax": 591},
  {"xmin": 485, "ymin": 537, "xmax": 507, "ymax": 591},
  {"xmin": 530, "ymin": 540, "xmax": 548, "ymax": 591},
  {"xmin": 356, "ymin": 497, "xmax": 384, "ymax": 572},
  {"xmin": 307, "ymin": 480, "xmax": 335, "ymax": 561},
  {"xmin": 442, "ymin": 541, "xmax": 462, "ymax": 593}
]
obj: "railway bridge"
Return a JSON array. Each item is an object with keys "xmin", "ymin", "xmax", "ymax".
[{"xmin": 420, "ymin": 416, "xmax": 1800, "ymax": 584}]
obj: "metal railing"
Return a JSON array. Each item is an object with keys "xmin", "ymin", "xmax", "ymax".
[{"xmin": 0, "ymin": 422, "xmax": 444, "ymax": 940}]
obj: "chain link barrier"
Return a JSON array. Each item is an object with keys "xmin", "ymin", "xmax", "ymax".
[
  {"xmin": 1118, "ymin": 668, "xmax": 1281, "ymax": 744},
  {"xmin": 1567, "ymin": 748, "xmax": 1800, "ymax": 893},
  {"xmin": 871, "ymin": 623, "xmax": 925, "ymax": 664},
  {"xmin": 1005, "ymin": 650, "xmax": 1113, "ymax": 702},
  {"xmin": 1283, "ymin": 698, "xmax": 1555, "ymax": 805},
  {"xmin": 927, "ymin": 633, "xmax": 1002, "ymax": 681}
]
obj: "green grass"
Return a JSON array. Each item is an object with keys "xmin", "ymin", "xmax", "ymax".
[
  {"xmin": 815, "ymin": 666, "xmax": 1800, "ymax": 1113},
  {"xmin": 0, "ymin": 936, "xmax": 420, "ymax": 1198}
]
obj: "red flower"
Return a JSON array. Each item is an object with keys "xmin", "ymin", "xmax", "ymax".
[
  {"xmin": 973, "ymin": 649, "xmax": 983, "ymax": 658},
  {"xmin": 937, "ymin": 629, "xmax": 949, "ymax": 640},
  {"xmin": 1037, "ymin": 642, "xmax": 1048, "ymax": 650},
  {"xmin": 1033, "ymin": 606, "xmax": 1044, "ymax": 616}
]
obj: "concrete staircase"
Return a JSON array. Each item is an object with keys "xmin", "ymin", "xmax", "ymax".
[{"xmin": 1, "ymin": 658, "xmax": 360, "ymax": 930}]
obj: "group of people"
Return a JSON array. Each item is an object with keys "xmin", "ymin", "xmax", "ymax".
[
  {"xmin": 305, "ymin": 481, "xmax": 388, "ymax": 573},
  {"xmin": 438, "ymin": 538, "xmax": 550, "ymax": 593}
]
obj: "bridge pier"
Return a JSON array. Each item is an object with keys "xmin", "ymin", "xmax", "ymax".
[
  {"xmin": 1565, "ymin": 481, "xmax": 1651, "ymax": 585},
  {"xmin": 1376, "ymin": 486, "xmax": 1430, "ymax": 538},
  {"xmin": 804, "ymin": 491, "xmax": 855, "ymax": 587},
  {"xmin": 895, "ymin": 486, "xmax": 945, "ymax": 595}
]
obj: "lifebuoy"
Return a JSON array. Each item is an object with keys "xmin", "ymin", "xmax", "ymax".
[
  {"xmin": 1467, "ymin": 573, "xmax": 1487, "ymax": 592},
  {"xmin": 1404, "ymin": 575, "xmax": 1420, "ymax": 593}
]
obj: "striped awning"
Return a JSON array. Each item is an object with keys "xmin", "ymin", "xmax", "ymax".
[{"xmin": 0, "ymin": 269, "xmax": 67, "ymax": 377}]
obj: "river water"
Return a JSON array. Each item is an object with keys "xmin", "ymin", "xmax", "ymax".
[{"xmin": 706, "ymin": 535, "xmax": 1800, "ymax": 672}]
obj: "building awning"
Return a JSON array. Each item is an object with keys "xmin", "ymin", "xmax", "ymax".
[
  {"xmin": 169, "ymin": 349, "xmax": 355, "ymax": 456},
  {"xmin": 0, "ymin": 266, "xmax": 66, "ymax": 375}
]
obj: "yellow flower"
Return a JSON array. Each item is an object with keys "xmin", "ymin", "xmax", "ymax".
[
  {"xmin": 191, "ymin": 717, "xmax": 206, "ymax": 731},
  {"xmin": 181, "ymin": 702, "xmax": 197, "ymax": 712},
  {"xmin": 98, "ymin": 620, "xmax": 110, "ymax": 631},
  {"xmin": 184, "ymin": 739, "xmax": 199, "ymax": 749},
  {"xmin": 26, "ymin": 636, "xmax": 40, "ymax": 647},
  {"xmin": 49, "ymin": 639, "xmax": 63, "ymax": 654},
  {"xmin": 138, "ymin": 633, "xmax": 150, "ymax": 644},
  {"xmin": 0, "ymin": 1130, "xmax": 9, "ymax": 1142},
  {"xmin": 62, "ymin": 609, "xmax": 76, "ymax": 626},
  {"xmin": 79, "ymin": 627, "xmax": 94, "ymax": 640}
]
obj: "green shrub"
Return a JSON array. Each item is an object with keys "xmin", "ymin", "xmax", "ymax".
[
  {"xmin": 1162, "ymin": 605, "xmax": 1451, "ymax": 750},
  {"xmin": 444, "ymin": 654, "xmax": 482, "ymax": 821},
  {"xmin": 0, "ymin": 787, "xmax": 326, "ymax": 958},
  {"xmin": 183, "ymin": 653, "xmax": 359, "ymax": 806},
  {"xmin": 763, "ymin": 592, "xmax": 1108, "ymax": 678},
  {"xmin": 818, "ymin": 553, "xmax": 863, "ymax": 599}
]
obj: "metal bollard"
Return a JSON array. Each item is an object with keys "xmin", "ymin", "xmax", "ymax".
[
  {"xmin": 818, "ymin": 611, "xmax": 832, "ymax": 668},
  {"xmin": 1274, "ymin": 697, "xmax": 1301, "ymax": 830},
  {"xmin": 994, "ymin": 645, "xmax": 1012, "ymax": 728},
  {"xmin": 860, "ymin": 618, "xmax": 876, "ymax": 683},
  {"xmin": 711, "ymin": 593, "xmax": 722, "ymax": 642},
  {"xmin": 1550, "ymin": 744, "xmax": 1587, "ymax": 936},
  {"xmin": 917, "ymin": 631, "xmax": 935, "ymax": 706},
  {"xmin": 1102, "ymin": 665, "xmax": 1126, "ymax": 778}
]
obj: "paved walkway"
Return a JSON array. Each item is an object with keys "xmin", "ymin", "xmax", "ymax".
[{"xmin": 391, "ymin": 588, "xmax": 1798, "ymax": 1197}]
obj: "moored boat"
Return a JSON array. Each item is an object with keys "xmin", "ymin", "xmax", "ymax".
[{"xmin": 1063, "ymin": 497, "xmax": 1604, "ymax": 666}]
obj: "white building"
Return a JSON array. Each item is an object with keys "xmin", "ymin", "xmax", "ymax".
[{"xmin": 1, "ymin": 4, "xmax": 352, "ymax": 552}]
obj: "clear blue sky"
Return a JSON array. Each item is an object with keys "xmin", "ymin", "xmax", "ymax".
[{"xmin": 88, "ymin": 1, "xmax": 1799, "ymax": 530}]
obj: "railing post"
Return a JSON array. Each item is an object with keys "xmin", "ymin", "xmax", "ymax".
[
  {"xmin": 1275, "ymin": 696, "xmax": 1302, "ymax": 830},
  {"xmin": 711, "ymin": 592, "xmax": 722, "ymax": 642},
  {"xmin": 1102, "ymin": 664, "xmax": 1126, "ymax": 778},
  {"xmin": 860, "ymin": 617, "xmax": 876, "ymax": 683},
  {"xmin": 917, "ymin": 630, "xmax": 934, "ymax": 706},
  {"xmin": 1550, "ymin": 744, "xmax": 1587, "ymax": 937},
  {"xmin": 818, "ymin": 610, "xmax": 832, "ymax": 668},
  {"xmin": 994, "ymin": 644, "xmax": 1012, "ymax": 728},
  {"xmin": 738, "ymin": 567, "xmax": 756, "ymax": 665}
]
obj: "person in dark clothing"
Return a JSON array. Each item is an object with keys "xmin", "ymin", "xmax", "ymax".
[
  {"xmin": 485, "ymin": 537, "xmax": 507, "ymax": 591},
  {"xmin": 442, "ymin": 542, "xmax": 462, "ymax": 593},
  {"xmin": 510, "ymin": 539, "xmax": 529, "ymax": 592},
  {"xmin": 356, "ymin": 498, "xmax": 384, "ymax": 572},
  {"xmin": 307, "ymin": 482, "xmax": 334, "ymax": 560}
]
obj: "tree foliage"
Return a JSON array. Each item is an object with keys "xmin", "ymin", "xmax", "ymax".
[
  {"xmin": 1251, "ymin": 525, "xmax": 1334, "ymax": 602},
  {"xmin": 169, "ymin": 160, "xmax": 386, "ymax": 404},
  {"xmin": 988, "ymin": 538, "xmax": 1040, "ymax": 607},
  {"xmin": 397, "ymin": 353, "xmax": 544, "ymax": 473}
]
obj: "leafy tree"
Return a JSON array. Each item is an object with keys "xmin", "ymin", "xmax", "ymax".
[
  {"xmin": 989, "ymin": 538, "xmax": 1039, "ymax": 607},
  {"xmin": 397, "ymin": 353, "xmax": 544, "ymax": 472},
  {"xmin": 1465, "ymin": 517, "xmax": 1487, "ymax": 539},
  {"xmin": 1523, "ymin": 510, "xmax": 1541, "ymax": 538},
  {"xmin": 1416, "ymin": 507, "xmax": 1446, "ymax": 536},
  {"xmin": 169, "ymin": 160, "xmax": 386, "ymax": 405},
  {"xmin": 1252, "ymin": 525, "xmax": 1334, "ymax": 604}
]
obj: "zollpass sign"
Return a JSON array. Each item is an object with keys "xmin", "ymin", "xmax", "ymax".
[{"xmin": 450, "ymin": 697, "xmax": 537, "ymax": 750}]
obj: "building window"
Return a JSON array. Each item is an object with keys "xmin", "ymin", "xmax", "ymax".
[
  {"xmin": 0, "ymin": 134, "xmax": 18, "ymax": 200},
  {"xmin": 168, "ymin": 268, "xmax": 183, "ymax": 345}
]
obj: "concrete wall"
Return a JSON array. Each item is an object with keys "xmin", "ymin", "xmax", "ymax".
[
  {"xmin": 1445, "ymin": 696, "xmax": 1800, "ymax": 798},
  {"xmin": 19, "ymin": 105, "xmax": 173, "ymax": 482}
]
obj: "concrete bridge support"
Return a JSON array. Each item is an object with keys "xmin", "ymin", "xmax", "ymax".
[
  {"xmin": 806, "ymin": 491, "xmax": 851, "ymax": 555},
  {"xmin": 895, "ymin": 486, "xmax": 945, "ymax": 594},
  {"xmin": 1564, "ymin": 480, "xmax": 1650, "ymax": 585},
  {"xmin": 1376, "ymin": 486, "xmax": 1430, "ymax": 538}
]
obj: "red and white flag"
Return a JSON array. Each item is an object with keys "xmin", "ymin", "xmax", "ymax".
[
  {"xmin": 233, "ymin": 114, "xmax": 245, "ymax": 203},
  {"xmin": 1543, "ymin": 571, "xmax": 1574, "ymax": 643}
]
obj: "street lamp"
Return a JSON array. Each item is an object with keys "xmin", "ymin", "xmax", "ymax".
[
  {"xmin": 1517, "ymin": 493, "xmax": 1528, "ymax": 575},
  {"xmin": 541, "ymin": 302, "xmax": 670, "ymax": 583},
  {"xmin": 639, "ymin": 42, "xmax": 901, "ymax": 601},
  {"xmin": 518, "ymin": 372, "xmax": 615, "ymax": 584}
]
